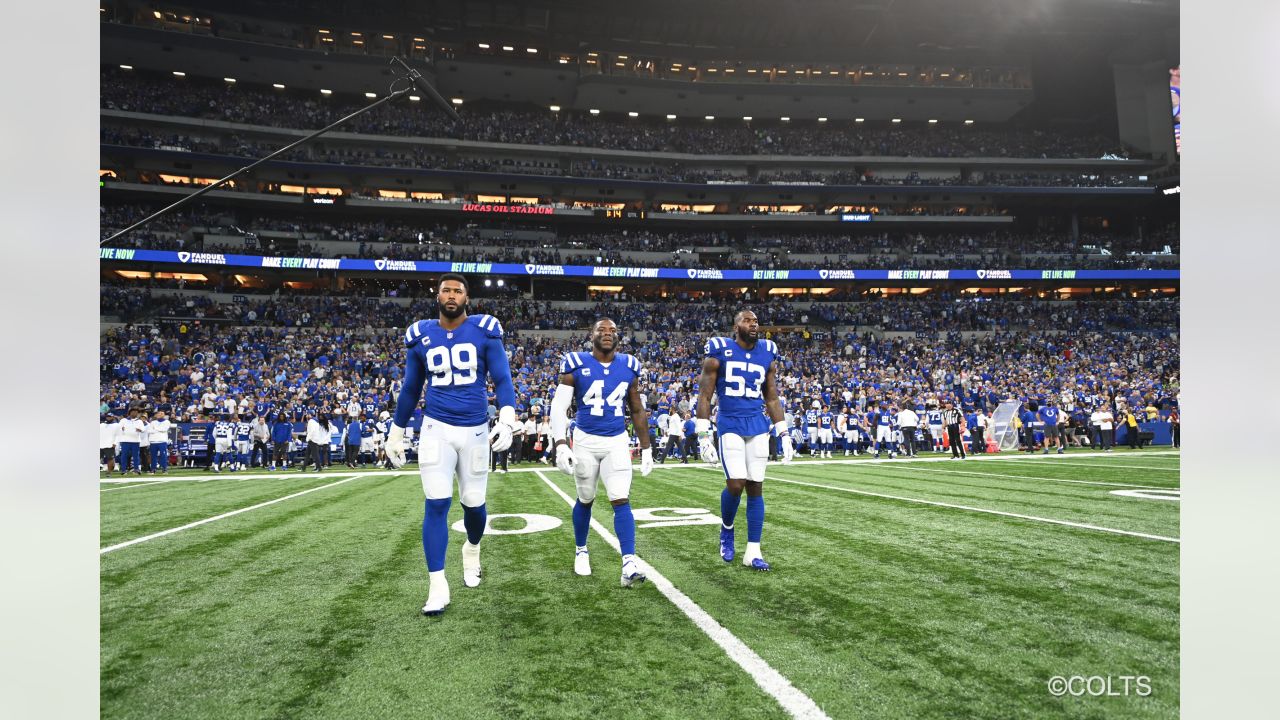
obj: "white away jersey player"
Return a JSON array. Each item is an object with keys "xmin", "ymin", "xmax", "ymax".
[
  {"xmin": 560, "ymin": 351, "xmax": 643, "ymax": 502},
  {"xmin": 704, "ymin": 336, "xmax": 778, "ymax": 483},
  {"xmin": 212, "ymin": 419, "xmax": 234, "ymax": 453}
]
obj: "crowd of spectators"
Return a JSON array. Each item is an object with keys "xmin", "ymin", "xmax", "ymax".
[
  {"xmin": 102, "ymin": 68, "xmax": 1133, "ymax": 159},
  {"xmin": 101, "ymin": 283, "xmax": 1178, "ymax": 336},
  {"xmin": 99, "ymin": 298, "xmax": 1179, "ymax": 441}
]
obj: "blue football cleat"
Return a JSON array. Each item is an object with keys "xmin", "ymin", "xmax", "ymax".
[
  {"xmin": 719, "ymin": 527, "xmax": 735, "ymax": 563},
  {"xmin": 745, "ymin": 557, "xmax": 771, "ymax": 572}
]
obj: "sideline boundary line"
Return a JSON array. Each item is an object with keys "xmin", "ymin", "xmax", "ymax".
[{"xmin": 534, "ymin": 471, "xmax": 830, "ymax": 720}]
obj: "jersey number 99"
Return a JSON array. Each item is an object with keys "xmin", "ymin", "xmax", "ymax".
[
  {"xmin": 582, "ymin": 380, "xmax": 628, "ymax": 417},
  {"xmin": 724, "ymin": 361, "xmax": 765, "ymax": 398},
  {"xmin": 426, "ymin": 343, "xmax": 478, "ymax": 386}
]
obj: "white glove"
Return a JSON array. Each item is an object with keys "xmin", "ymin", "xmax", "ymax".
[
  {"xmin": 640, "ymin": 447, "xmax": 653, "ymax": 477},
  {"xmin": 489, "ymin": 422, "xmax": 513, "ymax": 452},
  {"xmin": 780, "ymin": 434, "xmax": 794, "ymax": 464},
  {"xmin": 385, "ymin": 424, "xmax": 407, "ymax": 468},
  {"xmin": 555, "ymin": 441, "xmax": 576, "ymax": 476},
  {"xmin": 698, "ymin": 436, "xmax": 719, "ymax": 464}
]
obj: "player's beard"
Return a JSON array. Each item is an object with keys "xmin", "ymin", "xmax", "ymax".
[
  {"xmin": 593, "ymin": 336, "xmax": 616, "ymax": 355},
  {"xmin": 736, "ymin": 327, "xmax": 758, "ymax": 345},
  {"xmin": 439, "ymin": 301, "xmax": 466, "ymax": 320}
]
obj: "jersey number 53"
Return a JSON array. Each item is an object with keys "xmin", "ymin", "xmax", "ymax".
[
  {"xmin": 425, "ymin": 343, "xmax": 478, "ymax": 386},
  {"xmin": 724, "ymin": 361, "xmax": 765, "ymax": 398}
]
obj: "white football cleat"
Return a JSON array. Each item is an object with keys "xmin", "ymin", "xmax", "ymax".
[
  {"xmin": 461, "ymin": 541, "xmax": 482, "ymax": 588},
  {"xmin": 620, "ymin": 555, "xmax": 646, "ymax": 588},
  {"xmin": 421, "ymin": 574, "xmax": 450, "ymax": 616},
  {"xmin": 574, "ymin": 547, "xmax": 591, "ymax": 576}
]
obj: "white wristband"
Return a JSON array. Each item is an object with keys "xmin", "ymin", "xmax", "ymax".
[{"xmin": 772, "ymin": 421, "xmax": 789, "ymax": 437}]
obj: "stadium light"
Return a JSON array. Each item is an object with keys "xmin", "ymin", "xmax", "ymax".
[
  {"xmin": 549, "ymin": 105, "xmax": 561, "ymax": 112},
  {"xmin": 666, "ymin": 114, "xmax": 677, "ymax": 120},
  {"xmin": 172, "ymin": 71, "xmax": 186, "ymax": 77},
  {"xmin": 451, "ymin": 97, "xmax": 464, "ymax": 105},
  {"xmin": 855, "ymin": 118, "xmax": 865, "ymax": 123},
  {"xmin": 589, "ymin": 108, "xmax": 600, "ymax": 115},
  {"xmin": 119, "ymin": 64, "xmax": 133, "ymax": 70},
  {"xmin": 478, "ymin": 43, "xmax": 490, "ymax": 49},
  {"xmin": 617, "ymin": 55, "xmax": 628, "ymax": 60},
  {"xmin": 928, "ymin": 119, "xmax": 938, "ymax": 124},
  {"xmin": 409, "ymin": 95, "xmax": 421, "ymax": 101},
  {"xmin": 502, "ymin": 46, "xmax": 514, "ymax": 52},
  {"xmin": 273, "ymin": 83, "xmax": 285, "ymax": 89},
  {"xmin": 628, "ymin": 111, "xmax": 639, "ymax": 117},
  {"xmin": 742, "ymin": 116, "xmax": 752, "ymax": 121},
  {"xmin": 781, "ymin": 117, "xmax": 790, "ymax": 122},
  {"xmin": 704, "ymin": 115, "xmax": 715, "ymax": 120},
  {"xmin": 559, "ymin": 58, "xmax": 569, "ymax": 64},
  {"xmin": 320, "ymin": 88, "xmax": 332, "ymax": 95},
  {"xmin": 224, "ymin": 77, "xmax": 236, "ymax": 83},
  {"xmin": 964, "ymin": 119, "xmax": 975, "ymax": 125},
  {"xmin": 526, "ymin": 48, "xmax": 538, "ymax": 53},
  {"xmin": 818, "ymin": 117, "xmax": 828, "ymax": 122},
  {"xmin": 365, "ymin": 92, "xmax": 377, "ymax": 98},
  {"xmin": 497, "ymin": 279, "xmax": 505, "ymax": 287},
  {"xmin": 484, "ymin": 279, "xmax": 493, "ymax": 287},
  {"xmin": 891, "ymin": 118, "xmax": 902, "ymax": 123}
]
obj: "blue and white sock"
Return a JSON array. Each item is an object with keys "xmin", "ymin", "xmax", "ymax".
[
  {"xmin": 572, "ymin": 500, "xmax": 592, "ymax": 548},
  {"xmin": 423, "ymin": 498, "xmax": 451, "ymax": 572},
  {"xmin": 461, "ymin": 502, "xmax": 486, "ymax": 546},
  {"xmin": 613, "ymin": 502, "xmax": 636, "ymax": 557},
  {"xmin": 721, "ymin": 488, "xmax": 742, "ymax": 529}
]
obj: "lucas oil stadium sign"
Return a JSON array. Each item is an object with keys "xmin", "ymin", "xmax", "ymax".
[{"xmin": 99, "ymin": 249, "xmax": 1180, "ymax": 282}]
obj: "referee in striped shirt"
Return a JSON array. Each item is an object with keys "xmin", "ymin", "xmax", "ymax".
[{"xmin": 942, "ymin": 401, "xmax": 966, "ymax": 460}]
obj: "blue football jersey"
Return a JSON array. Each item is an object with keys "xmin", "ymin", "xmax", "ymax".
[
  {"xmin": 819, "ymin": 412, "xmax": 833, "ymax": 429},
  {"xmin": 704, "ymin": 336, "xmax": 777, "ymax": 437},
  {"xmin": 877, "ymin": 411, "xmax": 893, "ymax": 428},
  {"xmin": 1040, "ymin": 407, "xmax": 1059, "ymax": 426},
  {"xmin": 235, "ymin": 422, "xmax": 252, "ymax": 440},
  {"xmin": 400, "ymin": 314, "xmax": 509, "ymax": 427},
  {"xmin": 560, "ymin": 352, "xmax": 642, "ymax": 438},
  {"xmin": 926, "ymin": 410, "xmax": 943, "ymax": 426},
  {"xmin": 805, "ymin": 410, "xmax": 819, "ymax": 429}
]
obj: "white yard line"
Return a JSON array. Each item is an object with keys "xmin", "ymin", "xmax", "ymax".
[
  {"xmin": 97, "ymin": 451, "xmax": 1179, "ymax": 487},
  {"xmin": 100, "ymin": 480, "xmax": 170, "ymax": 492},
  {"xmin": 100, "ymin": 469, "xmax": 409, "ymax": 485},
  {"xmin": 866, "ymin": 464, "xmax": 1176, "ymax": 490},
  {"xmin": 100, "ymin": 474, "xmax": 379, "ymax": 554},
  {"xmin": 991, "ymin": 458, "xmax": 1181, "ymax": 472},
  {"xmin": 535, "ymin": 471, "xmax": 831, "ymax": 720},
  {"xmin": 735, "ymin": 470, "xmax": 1179, "ymax": 543}
]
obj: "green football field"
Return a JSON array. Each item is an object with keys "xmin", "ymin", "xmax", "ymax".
[{"xmin": 100, "ymin": 449, "xmax": 1179, "ymax": 719}]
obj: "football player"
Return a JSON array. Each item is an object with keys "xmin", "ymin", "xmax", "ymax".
[
  {"xmin": 550, "ymin": 318, "xmax": 653, "ymax": 587},
  {"xmin": 385, "ymin": 274, "xmax": 518, "ymax": 617},
  {"xmin": 211, "ymin": 413, "xmax": 234, "ymax": 471},
  {"xmin": 817, "ymin": 405, "xmax": 835, "ymax": 458},
  {"xmin": 234, "ymin": 413, "xmax": 253, "ymax": 470},
  {"xmin": 926, "ymin": 403, "xmax": 945, "ymax": 452},
  {"xmin": 696, "ymin": 310, "xmax": 793, "ymax": 571}
]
